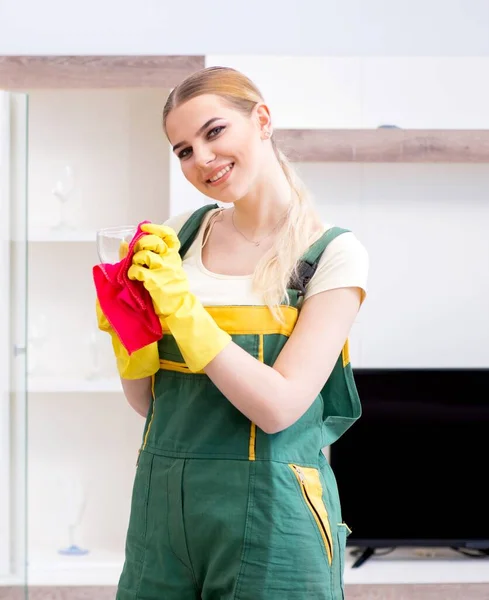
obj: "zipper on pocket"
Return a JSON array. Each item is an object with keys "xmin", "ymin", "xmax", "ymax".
[{"xmin": 290, "ymin": 464, "xmax": 333, "ymax": 565}]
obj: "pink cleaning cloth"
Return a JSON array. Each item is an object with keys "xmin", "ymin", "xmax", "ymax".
[{"xmin": 92, "ymin": 221, "xmax": 163, "ymax": 355}]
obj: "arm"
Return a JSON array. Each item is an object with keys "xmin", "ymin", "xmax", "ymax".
[
  {"xmin": 121, "ymin": 376, "xmax": 152, "ymax": 417},
  {"xmin": 205, "ymin": 287, "xmax": 362, "ymax": 434}
]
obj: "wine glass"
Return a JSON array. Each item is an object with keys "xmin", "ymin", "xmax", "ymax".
[
  {"xmin": 57, "ymin": 476, "xmax": 89, "ymax": 556},
  {"xmin": 96, "ymin": 225, "xmax": 138, "ymax": 266},
  {"xmin": 52, "ymin": 165, "xmax": 77, "ymax": 231}
]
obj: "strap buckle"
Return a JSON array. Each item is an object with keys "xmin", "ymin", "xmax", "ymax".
[{"xmin": 289, "ymin": 261, "xmax": 318, "ymax": 297}]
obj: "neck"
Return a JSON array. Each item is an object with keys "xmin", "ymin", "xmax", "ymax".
[{"xmin": 232, "ymin": 157, "xmax": 293, "ymax": 236}]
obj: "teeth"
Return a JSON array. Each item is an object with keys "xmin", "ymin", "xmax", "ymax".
[{"xmin": 209, "ymin": 164, "xmax": 233, "ymax": 183}]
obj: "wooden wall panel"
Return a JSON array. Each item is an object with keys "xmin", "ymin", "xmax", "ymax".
[
  {"xmin": 0, "ymin": 56, "xmax": 205, "ymax": 89},
  {"xmin": 275, "ymin": 129, "xmax": 489, "ymax": 163}
]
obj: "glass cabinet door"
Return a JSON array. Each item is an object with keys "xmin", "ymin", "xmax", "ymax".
[
  {"xmin": 2, "ymin": 87, "xmax": 171, "ymax": 597},
  {"xmin": 0, "ymin": 91, "xmax": 29, "ymax": 598}
]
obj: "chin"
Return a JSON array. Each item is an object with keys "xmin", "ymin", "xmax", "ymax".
[{"xmin": 202, "ymin": 185, "xmax": 245, "ymax": 205}]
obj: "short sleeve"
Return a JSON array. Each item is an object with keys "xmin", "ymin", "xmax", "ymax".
[{"xmin": 304, "ymin": 231, "xmax": 369, "ymax": 304}]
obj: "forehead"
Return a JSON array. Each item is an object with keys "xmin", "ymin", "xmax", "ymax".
[{"xmin": 165, "ymin": 94, "xmax": 240, "ymax": 143}]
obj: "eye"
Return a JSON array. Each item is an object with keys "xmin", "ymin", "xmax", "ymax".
[
  {"xmin": 207, "ymin": 125, "xmax": 225, "ymax": 139},
  {"xmin": 178, "ymin": 147, "xmax": 192, "ymax": 160}
]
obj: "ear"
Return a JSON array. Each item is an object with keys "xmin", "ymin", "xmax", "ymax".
[{"xmin": 254, "ymin": 102, "xmax": 273, "ymax": 138}]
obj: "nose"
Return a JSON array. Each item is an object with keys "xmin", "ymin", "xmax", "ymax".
[{"xmin": 193, "ymin": 142, "xmax": 215, "ymax": 168}]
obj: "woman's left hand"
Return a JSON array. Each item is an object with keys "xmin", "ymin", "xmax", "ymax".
[{"xmin": 127, "ymin": 223, "xmax": 190, "ymax": 317}]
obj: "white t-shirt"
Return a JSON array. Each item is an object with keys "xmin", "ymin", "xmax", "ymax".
[{"xmin": 165, "ymin": 207, "xmax": 369, "ymax": 307}]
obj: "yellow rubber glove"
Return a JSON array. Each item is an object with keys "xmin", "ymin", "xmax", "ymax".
[
  {"xmin": 127, "ymin": 224, "xmax": 232, "ymax": 372},
  {"xmin": 95, "ymin": 298, "xmax": 160, "ymax": 380}
]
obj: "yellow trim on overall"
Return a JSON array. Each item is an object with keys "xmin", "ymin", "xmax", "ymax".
[
  {"xmin": 258, "ymin": 334, "xmax": 264, "ymax": 363},
  {"xmin": 248, "ymin": 425, "xmax": 257, "ymax": 461},
  {"xmin": 342, "ymin": 339, "xmax": 350, "ymax": 367},
  {"xmin": 160, "ymin": 305, "xmax": 298, "ymax": 336},
  {"xmin": 159, "ymin": 305, "xmax": 297, "ymax": 376},
  {"xmin": 160, "ymin": 359, "xmax": 204, "ymax": 374},
  {"xmin": 248, "ymin": 334, "xmax": 264, "ymax": 461},
  {"xmin": 140, "ymin": 374, "xmax": 156, "ymax": 454},
  {"xmin": 289, "ymin": 464, "xmax": 334, "ymax": 565}
]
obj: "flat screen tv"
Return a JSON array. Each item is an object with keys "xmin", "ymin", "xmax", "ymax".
[{"xmin": 328, "ymin": 368, "xmax": 489, "ymax": 567}]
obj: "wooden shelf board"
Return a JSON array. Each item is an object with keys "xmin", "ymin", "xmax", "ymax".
[
  {"xmin": 0, "ymin": 56, "xmax": 205, "ymax": 89},
  {"xmin": 275, "ymin": 129, "xmax": 489, "ymax": 163}
]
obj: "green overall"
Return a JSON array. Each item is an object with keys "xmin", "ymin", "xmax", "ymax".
[{"xmin": 116, "ymin": 204, "xmax": 362, "ymax": 600}]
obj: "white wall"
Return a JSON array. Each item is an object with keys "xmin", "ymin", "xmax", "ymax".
[
  {"xmin": 206, "ymin": 56, "xmax": 489, "ymax": 129},
  {"xmin": 1, "ymin": 0, "xmax": 489, "ymax": 56},
  {"xmin": 296, "ymin": 162, "xmax": 489, "ymax": 368}
]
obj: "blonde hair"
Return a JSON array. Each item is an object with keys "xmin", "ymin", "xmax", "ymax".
[{"xmin": 163, "ymin": 66, "xmax": 323, "ymax": 319}]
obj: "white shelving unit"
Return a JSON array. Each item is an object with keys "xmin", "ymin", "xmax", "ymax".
[{"xmin": 0, "ymin": 87, "xmax": 173, "ymax": 588}]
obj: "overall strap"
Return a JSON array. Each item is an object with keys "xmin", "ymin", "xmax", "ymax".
[
  {"xmin": 177, "ymin": 203, "xmax": 219, "ymax": 258},
  {"xmin": 288, "ymin": 227, "xmax": 351, "ymax": 299}
]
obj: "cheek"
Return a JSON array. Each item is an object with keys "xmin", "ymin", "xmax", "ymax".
[
  {"xmin": 181, "ymin": 161, "xmax": 199, "ymax": 184},
  {"xmin": 240, "ymin": 139, "xmax": 263, "ymax": 173}
]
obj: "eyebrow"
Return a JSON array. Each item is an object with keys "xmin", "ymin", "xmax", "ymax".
[{"xmin": 172, "ymin": 117, "xmax": 222, "ymax": 153}]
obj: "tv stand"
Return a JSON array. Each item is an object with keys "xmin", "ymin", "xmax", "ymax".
[{"xmin": 351, "ymin": 546, "xmax": 375, "ymax": 568}]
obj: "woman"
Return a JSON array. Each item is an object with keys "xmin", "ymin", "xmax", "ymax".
[{"xmin": 97, "ymin": 66, "xmax": 368, "ymax": 599}]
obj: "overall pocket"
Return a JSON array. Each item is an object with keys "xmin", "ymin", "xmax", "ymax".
[{"xmin": 289, "ymin": 464, "xmax": 334, "ymax": 566}]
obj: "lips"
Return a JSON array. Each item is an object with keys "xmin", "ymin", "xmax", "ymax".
[{"xmin": 206, "ymin": 162, "xmax": 234, "ymax": 184}]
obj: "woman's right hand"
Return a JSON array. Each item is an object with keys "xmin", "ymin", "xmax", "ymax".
[
  {"xmin": 128, "ymin": 224, "xmax": 191, "ymax": 319},
  {"xmin": 95, "ymin": 299, "xmax": 160, "ymax": 380}
]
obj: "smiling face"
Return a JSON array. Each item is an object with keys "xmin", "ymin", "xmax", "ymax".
[{"xmin": 165, "ymin": 94, "xmax": 271, "ymax": 204}]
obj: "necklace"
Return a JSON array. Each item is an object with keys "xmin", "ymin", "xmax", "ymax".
[{"xmin": 231, "ymin": 208, "xmax": 286, "ymax": 247}]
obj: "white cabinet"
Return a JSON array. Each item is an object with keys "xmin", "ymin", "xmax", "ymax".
[{"xmin": 2, "ymin": 87, "xmax": 173, "ymax": 586}]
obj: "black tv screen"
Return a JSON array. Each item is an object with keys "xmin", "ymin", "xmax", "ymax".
[{"xmin": 329, "ymin": 368, "xmax": 489, "ymax": 549}]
